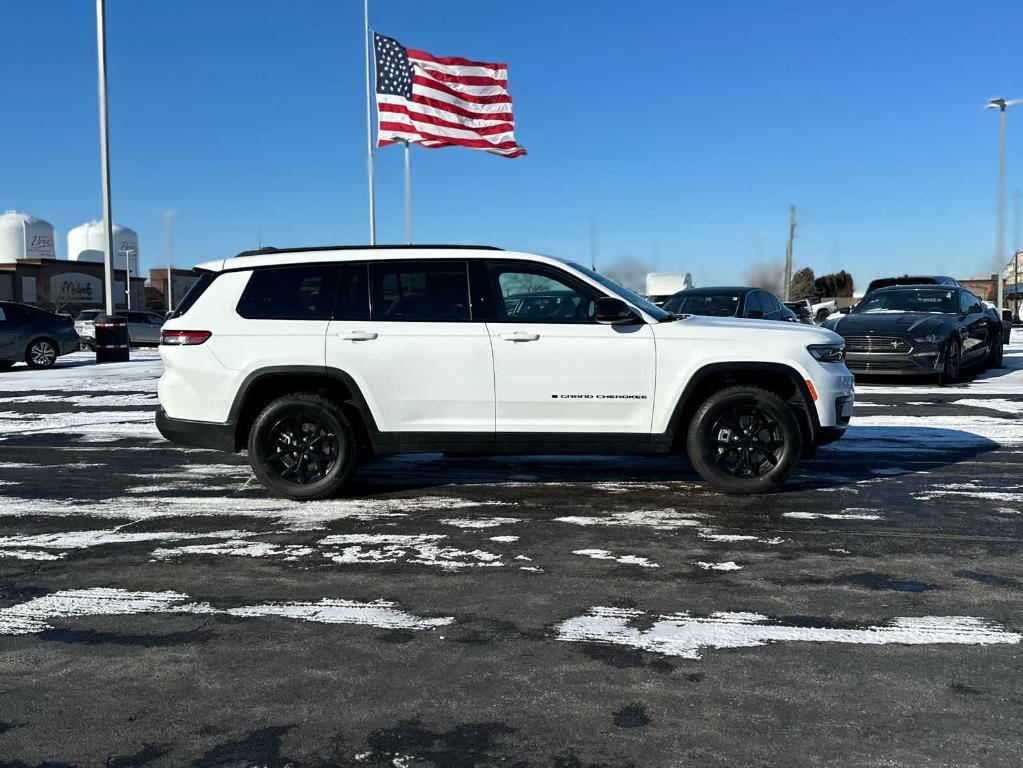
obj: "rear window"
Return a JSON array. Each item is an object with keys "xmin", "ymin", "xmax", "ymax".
[
  {"xmin": 168, "ymin": 272, "xmax": 216, "ymax": 319},
  {"xmin": 75, "ymin": 310, "xmax": 102, "ymax": 321},
  {"xmin": 236, "ymin": 264, "xmax": 338, "ymax": 320}
]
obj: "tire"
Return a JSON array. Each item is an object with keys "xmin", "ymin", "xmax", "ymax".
[
  {"xmin": 987, "ymin": 333, "xmax": 1004, "ymax": 369},
  {"xmin": 686, "ymin": 385, "xmax": 803, "ymax": 494},
  {"xmin": 26, "ymin": 339, "xmax": 58, "ymax": 369},
  {"xmin": 938, "ymin": 337, "xmax": 962, "ymax": 385},
  {"xmin": 247, "ymin": 392, "xmax": 356, "ymax": 500}
]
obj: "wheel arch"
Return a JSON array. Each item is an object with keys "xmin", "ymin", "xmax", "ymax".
[
  {"xmin": 666, "ymin": 362, "xmax": 821, "ymax": 456},
  {"xmin": 228, "ymin": 366, "xmax": 379, "ymax": 452}
]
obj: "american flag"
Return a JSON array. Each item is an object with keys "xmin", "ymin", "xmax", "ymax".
[{"xmin": 374, "ymin": 33, "xmax": 526, "ymax": 158}]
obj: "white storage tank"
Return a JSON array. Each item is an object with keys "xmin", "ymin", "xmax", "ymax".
[
  {"xmin": 68, "ymin": 220, "xmax": 139, "ymax": 274},
  {"xmin": 0, "ymin": 210, "xmax": 57, "ymax": 263}
]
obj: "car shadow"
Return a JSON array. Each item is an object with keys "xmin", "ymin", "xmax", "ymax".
[{"xmin": 344, "ymin": 426, "xmax": 1001, "ymax": 495}]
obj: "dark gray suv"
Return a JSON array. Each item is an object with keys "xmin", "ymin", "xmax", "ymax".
[{"xmin": 0, "ymin": 302, "xmax": 80, "ymax": 369}]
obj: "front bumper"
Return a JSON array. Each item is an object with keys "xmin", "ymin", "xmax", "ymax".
[
  {"xmin": 156, "ymin": 409, "xmax": 236, "ymax": 452},
  {"xmin": 844, "ymin": 348, "xmax": 941, "ymax": 376}
]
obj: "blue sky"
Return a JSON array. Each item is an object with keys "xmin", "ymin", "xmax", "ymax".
[{"xmin": 3, "ymin": 0, "xmax": 1022, "ymax": 291}]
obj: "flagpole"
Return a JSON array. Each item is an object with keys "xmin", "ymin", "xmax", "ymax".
[
  {"xmin": 404, "ymin": 141, "xmax": 412, "ymax": 244},
  {"xmin": 363, "ymin": 0, "xmax": 376, "ymax": 245}
]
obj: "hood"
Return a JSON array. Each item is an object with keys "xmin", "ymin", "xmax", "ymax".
[
  {"xmin": 662, "ymin": 314, "xmax": 842, "ymax": 344},
  {"xmin": 825, "ymin": 312, "xmax": 953, "ymax": 337}
]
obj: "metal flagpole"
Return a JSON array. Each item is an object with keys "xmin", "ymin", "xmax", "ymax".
[
  {"xmin": 363, "ymin": 0, "xmax": 376, "ymax": 245},
  {"xmin": 164, "ymin": 210, "xmax": 175, "ymax": 311},
  {"xmin": 404, "ymin": 141, "xmax": 412, "ymax": 244},
  {"xmin": 998, "ymin": 105, "xmax": 1006, "ymax": 312},
  {"xmin": 95, "ymin": 0, "xmax": 115, "ymax": 314}
]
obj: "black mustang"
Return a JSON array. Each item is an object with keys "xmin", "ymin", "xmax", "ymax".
[{"xmin": 823, "ymin": 285, "xmax": 1004, "ymax": 382}]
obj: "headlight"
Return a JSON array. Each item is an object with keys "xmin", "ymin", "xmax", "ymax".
[
  {"xmin": 913, "ymin": 333, "xmax": 942, "ymax": 343},
  {"xmin": 807, "ymin": 343, "xmax": 845, "ymax": 362}
]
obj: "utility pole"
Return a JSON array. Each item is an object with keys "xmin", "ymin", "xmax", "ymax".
[
  {"xmin": 589, "ymin": 215, "xmax": 598, "ymax": 271},
  {"xmin": 783, "ymin": 205, "xmax": 797, "ymax": 301},
  {"xmin": 986, "ymin": 98, "xmax": 1022, "ymax": 310}
]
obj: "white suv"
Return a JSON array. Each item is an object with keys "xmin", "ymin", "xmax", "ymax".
[{"xmin": 157, "ymin": 246, "xmax": 854, "ymax": 498}]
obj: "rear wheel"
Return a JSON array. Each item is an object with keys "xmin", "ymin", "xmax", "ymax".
[
  {"xmin": 26, "ymin": 339, "xmax": 58, "ymax": 369},
  {"xmin": 939, "ymin": 337, "xmax": 961, "ymax": 384},
  {"xmin": 247, "ymin": 392, "xmax": 356, "ymax": 500},
  {"xmin": 686, "ymin": 385, "xmax": 803, "ymax": 494}
]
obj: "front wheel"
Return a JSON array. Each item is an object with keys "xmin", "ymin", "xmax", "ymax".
[
  {"xmin": 686, "ymin": 385, "xmax": 803, "ymax": 494},
  {"xmin": 26, "ymin": 339, "xmax": 58, "ymax": 369},
  {"xmin": 247, "ymin": 393, "xmax": 357, "ymax": 500},
  {"xmin": 987, "ymin": 333, "xmax": 1004, "ymax": 369},
  {"xmin": 939, "ymin": 337, "xmax": 962, "ymax": 384}
]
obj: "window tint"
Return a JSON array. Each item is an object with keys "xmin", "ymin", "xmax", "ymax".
[
  {"xmin": 763, "ymin": 292, "xmax": 783, "ymax": 313},
  {"xmin": 488, "ymin": 262, "xmax": 598, "ymax": 323},
  {"xmin": 369, "ymin": 261, "xmax": 469, "ymax": 322},
  {"xmin": 0, "ymin": 307, "xmax": 6, "ymax": 322},
  {"xmin": 959, "ymin": 291, "xmax": 981, "ymax": 314},
  {"xmin": 125, "ymin": 311, "xmax": 144, "ymax": 323},
  {"xmin": 237, "ymin": 264, "xmax": 338, "ymax": 320},
  {"xmin": 169, "ymin": 272, "xmax": 216, "ymax": 319},
  {"xmin": 336, "ymin": 263, "xmax": 370, "ymax": 320},
  {"xmin": 665, "ymin": 292, "xmax": 740, "ymax": 317},
  {"xmin": 743, "ymin": 292, "xmax": 765, "ymax": 317}
]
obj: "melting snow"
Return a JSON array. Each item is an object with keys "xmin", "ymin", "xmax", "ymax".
[
  {"xmin": 573, "ymin": 549, "xmax": 659, "ymax": 568},
  {"xmin": 696, "ymin": 561, "xmax": 742, "ymax": 571},
  {"xmin": 555, "ymin": 606, "xmax": 1021, "ymax": 659}
]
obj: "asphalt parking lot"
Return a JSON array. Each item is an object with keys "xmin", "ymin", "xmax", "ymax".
[{"xmin": 1, "ymin": 337, "xmax": 1022, "ymax": 767}]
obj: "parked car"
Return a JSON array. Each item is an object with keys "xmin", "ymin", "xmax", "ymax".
[
  {"xmin": 156, "ymin": 245, "xmax": 853, "ymax": 498},
  {"xmin": 75, "ymin": 308, "xmax": 165, "ymax": 349},
  {"xmin": 784, "ymin": 301, "xmax": 814, "ymax": 325},
  {"xmin": 864, "ymin": 275, "xmax": 961, "ymax": 294},
  {"xmin": 0, "ymin": 301, "xmax": 80, "ymax": 369},
  {"xmin": 823, "ymin": 285, "xmax": 1003, "ymax": 382},
  {"xmin": 663, "ymin": 287, "xmax": 796, "ymax": 322}
]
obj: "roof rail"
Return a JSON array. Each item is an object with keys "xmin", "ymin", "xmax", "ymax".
[{"xmin": 233, "ymin": 244, "xmax": 503, "ymax": 258}]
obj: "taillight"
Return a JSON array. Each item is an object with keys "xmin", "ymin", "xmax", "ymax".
[{"xmin": 161, "ymin": 330, "xmax": 211, "ymax": 346}]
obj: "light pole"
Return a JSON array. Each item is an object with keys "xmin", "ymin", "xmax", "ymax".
[
  {"xmin": 985, "ymin": 98, "xmax": 1023, "ymax": 311},
  {"xmin": 95, "ymin": 0, "xmax": 115, "ymax": 314},
  {"xmin": 119, "ymin": 247, "xmax": 136, "ymax": 309}
]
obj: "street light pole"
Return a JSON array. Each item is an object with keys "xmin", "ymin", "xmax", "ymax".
[
  {"xmin": 986, "ymin": 98, "xmax": 1023, "ymax": 311},
  {"xmin": 95, "ymin": 0, "xmax": 115, "ymax": 315},
  {"xmin": 164, "ymin": 210, "xmax": 175, "ymax": 312}
]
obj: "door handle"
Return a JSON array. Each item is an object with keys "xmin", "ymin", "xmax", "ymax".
[
  {"xmin": 499, "ymin": 332, "xmax": 540, "ymax": 342},
  {"xmin": 338, "ymin": 331, "xmax": 378, "ymax": 341}
]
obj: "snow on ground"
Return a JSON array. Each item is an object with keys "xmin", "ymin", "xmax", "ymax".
[
  {"xmin": 0, "ymin": 587, "xmax": 453, "ymax": 636},
  {"xmin": 555, "ymin": 606, "xmax": 1021, "ymax": 660},
  {"xmin": 0, "ymin": 350, "xmax": 162, "ymax": 393}
]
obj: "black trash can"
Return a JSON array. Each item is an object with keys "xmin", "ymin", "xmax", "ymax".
[{"xmin": 94, "ymin": 314, "xmax": 130, "ymax": 364}]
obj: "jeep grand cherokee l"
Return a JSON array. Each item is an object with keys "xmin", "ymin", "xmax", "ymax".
[{"xmin": 156, "ymin": 245, "xmax": 854, "ymax": 498}]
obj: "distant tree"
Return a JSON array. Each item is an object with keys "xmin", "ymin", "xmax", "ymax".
[
  {"xmin": 788, "ymin": 267, "xmax": 816, "ymax": 301},
  {"xmin": 813, "ymin": 270, "xmax": 854, "ymax": 298}
]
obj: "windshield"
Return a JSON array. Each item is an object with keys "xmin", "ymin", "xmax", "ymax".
[
  {"xmin": 75, "ymin": 310, "xmax": 102, "ymax": 321},
  {"xmin": 565, "ymin": 262, "xmax": 673, "ymax": 321},
  {"xmin": 664, "ymin": 293, "xmax": 740, "ymax": 317},
  {"xmin": 854, "ymin": 289, "xmax": 957, "ymax": 314}
]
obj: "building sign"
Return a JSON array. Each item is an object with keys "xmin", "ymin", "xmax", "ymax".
[
  {"xmin": 27, "ymin": 233, "xmax": 55, "ymax": 259},
  {"xmin": 49, "ymin": 272, "xmax": 102, "ymax": 305}
]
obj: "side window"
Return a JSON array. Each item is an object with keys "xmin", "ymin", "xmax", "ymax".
[
  {"xmin": 744, "ymin": 292, "xmax": 765, "ymax": 317},
  {"xmin": 149, "ymin": 314, "xmax": 164, "ymax": 325},
  {"xmin": 236, "ymin": 264, "xmax": 339, "ymax": 320},
  {"xmin": 487, "ymin": 262, "xmax": 599, "ymax": 323},
  {"xmin": 0, "ymin": 307, "xmax": 6, "ymax": 322},
  {"xmin": 959, "ymin": 291, "xmax": 975, "ymax": 314},
  {"xmin": 336, "ymin": 263, "xmax": 370, "ymax": 321},
  {"xmin": 369, "ymin": 260, "xmax": 469, "ymax": 322},
  {"xmin": 766, "ymin": 293, "xmax": 783, "ymax": 314}
]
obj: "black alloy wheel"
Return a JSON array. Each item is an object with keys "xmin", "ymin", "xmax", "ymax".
[
  {"xmin": 686, "ymin": 385, "xmax": 802, "ymax": 494},
  {"xmin": 26, "ymin": 339, "xmax": 58, "ymax": 369},
  {"xmin": 708, "ymin": 405, "xmax": 786, "ymax": 479},
  {"xmin": 248, "ymin": 393, "xmax": 356, "ymax": 500},
  {"xmin": 940, "ymin": 337, "xmax": 961, "ymax": 384}
]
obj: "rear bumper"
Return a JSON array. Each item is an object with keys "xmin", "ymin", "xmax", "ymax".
[{"xmin": 156, "ymin": 409, "xmax": 236, "ymax": 452}]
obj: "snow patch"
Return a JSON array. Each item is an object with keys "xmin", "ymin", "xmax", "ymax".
[
  {"xmin": 696, "ymin": 561, "xmax": 742, "ymax": 571},
  {"xmin": 555, "ymin": 606, "xmax": 1021, "ymax": 659},
  {"xmin": 573, "ymin": 549, "xmax": 659, "ymax": 568}
]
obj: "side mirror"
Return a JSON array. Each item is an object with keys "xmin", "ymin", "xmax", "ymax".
[
  {"xmin": 746, "ymin": 310, "xmax": 764, "ymax": 319},
  {"xmin": 970, "ymin": 304, "xmax": 983, "ymax": 315},
  {"xmin": 594, "ymin": 297, "xmax": 641, "ymax": 325}
]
